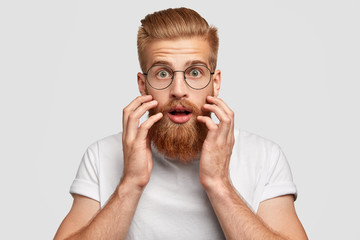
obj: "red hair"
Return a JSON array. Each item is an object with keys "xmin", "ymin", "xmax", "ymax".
[{"xmin": 137, "ymin": 7, "xmax": 219, "ymax": 72}]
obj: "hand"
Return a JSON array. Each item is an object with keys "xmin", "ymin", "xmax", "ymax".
[
  {"xmin": 121, "ymin": 95, "xmax": 163, "ymax": 189},
  {"xmin": 197, "ymin": 96, "xmax": 235, "ymax": 190}
]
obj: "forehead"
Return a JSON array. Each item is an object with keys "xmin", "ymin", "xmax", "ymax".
[{"xmin": 144, "ymin": 37, "xmax": 211, "ymax": 70}]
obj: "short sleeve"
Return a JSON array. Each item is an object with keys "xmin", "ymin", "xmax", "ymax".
[
  {"xmin": 260, "ymin": 144, "xmax": 297, "ymax": 202},
  {"xmin": 69, "ymin": 142, "xmax": 100, "ymax": 202}
]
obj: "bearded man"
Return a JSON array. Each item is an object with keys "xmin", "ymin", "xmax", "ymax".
[{"xmin": 55, "ymin": 7, "xmax": 308, "ymax": 240}]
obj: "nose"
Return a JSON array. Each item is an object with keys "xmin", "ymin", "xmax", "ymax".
[{"xmin": 169, "ymin": 71, "xmax": 188, "ymax": 99}]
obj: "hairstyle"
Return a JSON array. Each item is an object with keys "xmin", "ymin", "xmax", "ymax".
[{"xmin": 137, "ymin": 7, "xmax": 219, "ymax": 72}]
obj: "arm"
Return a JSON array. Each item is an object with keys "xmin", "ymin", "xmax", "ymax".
[
  {"xmin": 257, "ymin": 195, "xmax": 308, "ymax": 239},
  {"xmin": 197, "ymin": 96, "xmax": 307, "ymax": 240},
  {"xmin": 54, "ymin": 195, "xmax": 100, "ymax": 240},
  {"xmin": 54, "ymin": 95, "xmax": 163, "ymax": 240},
  {"xmin": 54, "ymin": 182, "xmax": 143, "ymax": 240},
  {"xmin": 204, "ymin": 181, "xmax": 307, "ymax": 240}
]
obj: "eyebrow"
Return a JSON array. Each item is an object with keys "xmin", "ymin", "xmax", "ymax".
[{"xmin": 150, "ymin": 60, "xmax": 209, "ymax": 69}]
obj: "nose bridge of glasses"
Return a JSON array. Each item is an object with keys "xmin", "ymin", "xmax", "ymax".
[
  {"xmin": 170, "ymin": 70, "xmax": 187, "ymax": 91},
  {"xmin": 172, "ymin": 70, "xmax": 186, "ymax": 80}
]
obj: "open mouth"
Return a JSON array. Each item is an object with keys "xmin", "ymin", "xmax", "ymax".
[
  {"xmin": 168, "ymin": 106, "xmax": 192, "ymax": 115},
  {"xmin": 167, "ymin": 106, "xmax": 193, "ymax": 123},
  {"xmin": 169, "ymin": 109, "xmax": 192, "ymax": 116}
]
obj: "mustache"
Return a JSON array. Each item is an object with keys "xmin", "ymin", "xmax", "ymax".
[{"xmin": 149, "ymin": 99, "xmax": 203, "ymax": 117}]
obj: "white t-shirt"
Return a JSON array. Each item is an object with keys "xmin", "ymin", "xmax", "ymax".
[{"xmin": 70, "ymin": 129, "xmax": 297, "ymax": 239}]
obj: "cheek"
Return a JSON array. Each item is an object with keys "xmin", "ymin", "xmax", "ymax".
[
  {"xmin": 147, "ymin": 90, "xmax": 168, "ymax": 108},
  {"xmin": 197, "ymin": 89, "xmax": 213, "ymax": 104},
  {"xmin": 190, "ymin": 96, "xmax": 207, "ymax": 113}
]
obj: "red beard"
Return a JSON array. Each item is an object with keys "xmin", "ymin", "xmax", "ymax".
[{"xmin": 148, "ymin": 99, "xmax": 209, "ymax": 163}]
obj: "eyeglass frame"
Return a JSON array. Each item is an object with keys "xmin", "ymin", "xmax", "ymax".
[{"xmin": 142, "ymin": 64, "xmax": 215, "ymax": 90}]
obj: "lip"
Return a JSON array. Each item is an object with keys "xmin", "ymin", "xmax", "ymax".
[{"xmin": 167, "ymin": 106, "xmax": 193, "ymax": 124}]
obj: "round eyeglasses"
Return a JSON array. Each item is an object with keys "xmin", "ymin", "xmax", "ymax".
[{"xmin": 143, "ymin": 65, "xmax": 215, "ymax": 90}]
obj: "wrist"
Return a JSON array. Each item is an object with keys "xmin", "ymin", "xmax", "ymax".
[
  {"xmin": 203, "ymin": 178, "xmax": 247, "ymax": 208},
  {"xmin": 117, "ymin": 177, "xmax": 147, "ymax": 197},
  {"xmin": 120, "ymin": 171, "xmax": 150, "ymax": 189},
  {"xmin": 201, "ymin": 176, "xmax": 232, "ymax": 195}
]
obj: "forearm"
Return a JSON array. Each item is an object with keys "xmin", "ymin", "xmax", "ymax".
[
  {"xmin": 66, "ymin": 181, "xmax": 143, "ymax": 240},
  {"xmin": 205, "ymin": 180, "xmax": 286, "ymax": 240}
]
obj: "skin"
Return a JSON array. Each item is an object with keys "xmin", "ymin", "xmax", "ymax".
[{"xmin": 54, "ymin": 37, "xmax": 308, "ymax": 240}]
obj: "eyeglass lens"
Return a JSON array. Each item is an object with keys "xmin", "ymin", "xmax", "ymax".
[{"xmin": 146, "ymin": 65, "xmax": 211, "ymax": 90}]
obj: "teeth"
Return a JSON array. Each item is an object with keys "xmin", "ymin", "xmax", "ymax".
[{"xmin": 170, "ymin": 109, "xmax": 190, "ymax": 115}]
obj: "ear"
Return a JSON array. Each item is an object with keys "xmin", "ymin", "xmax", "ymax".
[
  {"xmin": 137, "ymin": 72, "xmax": 147, "ymax": 96},
  {"xmin": 212, "ymin": 69, "xmax": 221, "ymax": 97}
]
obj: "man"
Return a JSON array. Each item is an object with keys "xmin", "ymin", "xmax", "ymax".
[{"xmin": 55, "ymin": 7, "xmax": 307, "ymax": 240}]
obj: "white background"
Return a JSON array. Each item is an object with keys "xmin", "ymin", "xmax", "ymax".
[{"xmin": 1, "ymin": 0, "xmax": 359, "ymax": 239}]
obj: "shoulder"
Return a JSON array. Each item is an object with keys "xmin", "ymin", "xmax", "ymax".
[
  {"xmin": 231, "ymin": 129, "xmax": 287, "ymax": 178},
  {"xmin": 86, "ymin": 132, "xmax": 123, "ymax": 154},
  {"xmin": 96, "ymin": 132, "xmax": 122, "ymax": 147},
  {"xmin": 234, "ymin": 129, "xmax": 282, "ymax": 157},
  {"xmin": 230, "ymin": 129, "xmax": 295, "ymax": 212},
  {"xmin": 80, "ymin": 132, "xmax": 123, "ymax": 171}
]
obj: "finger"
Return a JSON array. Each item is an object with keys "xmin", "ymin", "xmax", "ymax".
[
  {"xmin": 206, "ymin": 96, "xmax": 235, "ymax": 135},
  {"xmin": 126, "ymin": 100, "xmax": 159, "ymax": 140},
  {"xmin": 197, "ymin": 115, "xmax": 218, "ymax": 138},
  {"xmin": 123, "ymin": 95, "xmax": 153, "ymax": 129},
  {"xmin": 202, "ymin": 103, "xmax": 231, "ymax": 129},
  {"xmin": 202, "ymin": 104, "xmax": 233, "ymax": 142},
  {"xmin": 206, "ymin": 96, "xmax": 233, "ymax": 116},
  {"xmin": 137, "ymin": 112, "xmax": 163, "ymax": 140},
  {"xmin": 123, "ymin": 95, "xmax": 153, "ymax": 135}
]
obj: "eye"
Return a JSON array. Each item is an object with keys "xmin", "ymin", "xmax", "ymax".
[
  {"xmin": 188, "ymin": 68, "xmax": 203, "ymax": 78},
  {"xmin": 157, "ymin": 70, "xmax": 170, "ymax": 79}
]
